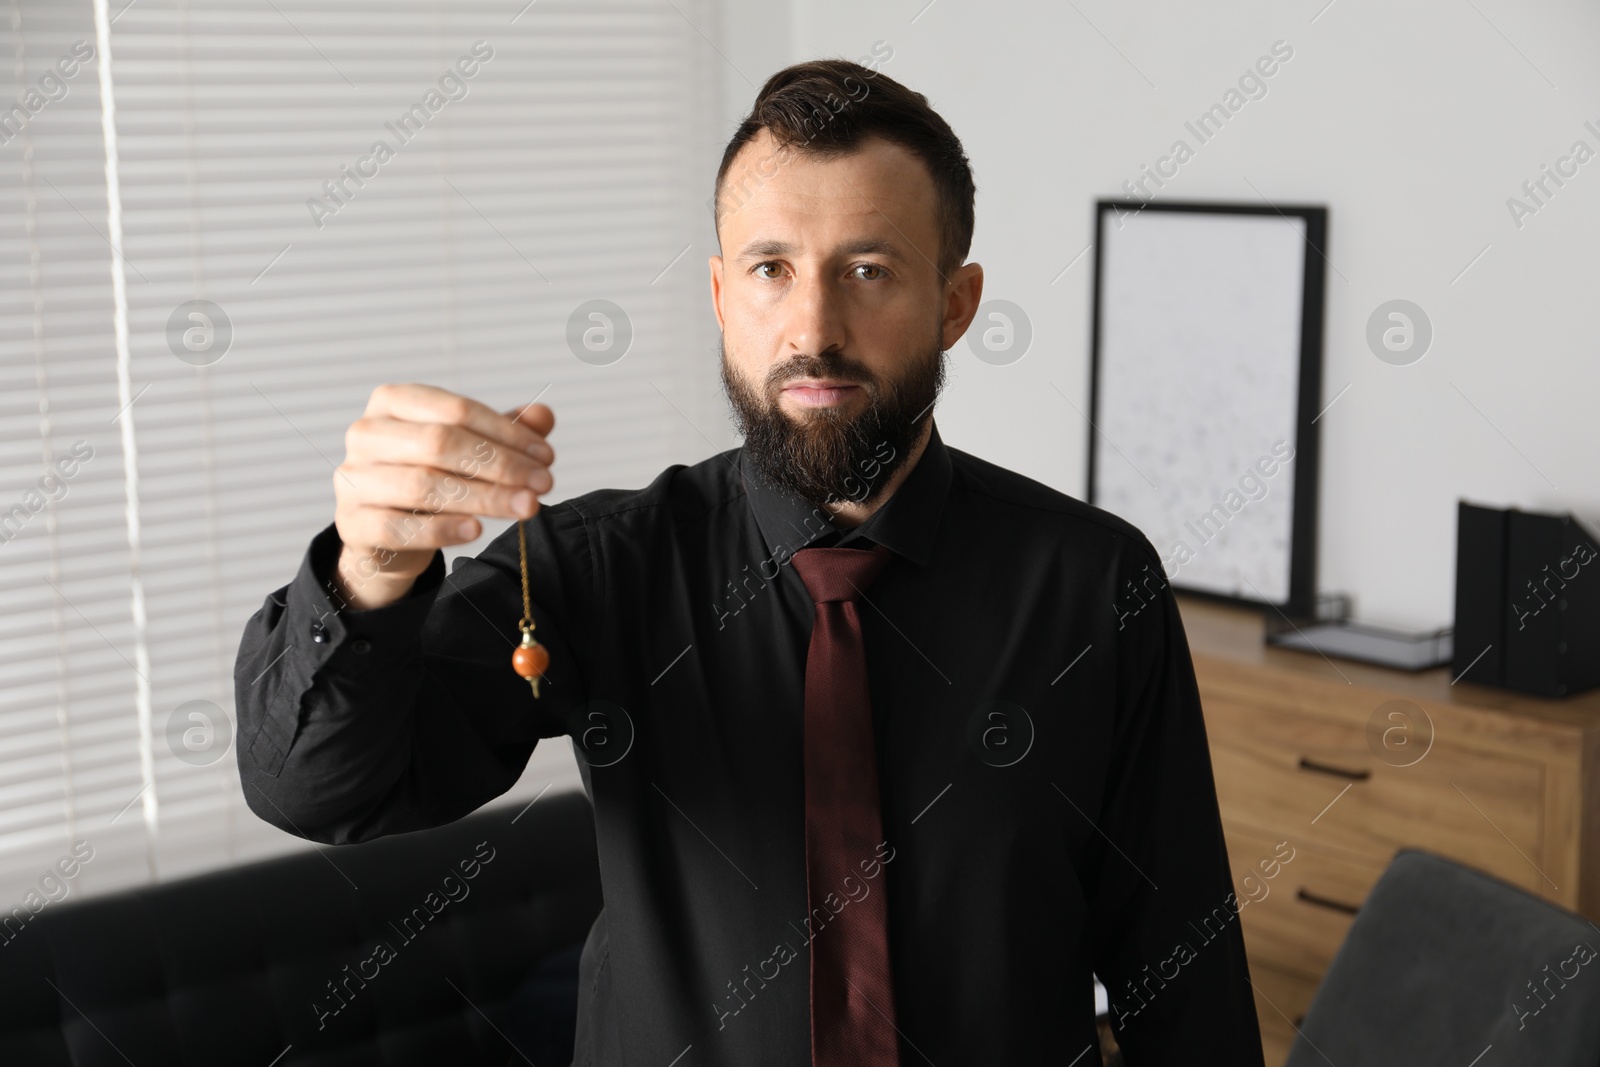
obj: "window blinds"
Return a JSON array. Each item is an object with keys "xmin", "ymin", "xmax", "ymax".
[{"xmin": 0, "ymin": 0, "xmax": 725, "ymax": 905}]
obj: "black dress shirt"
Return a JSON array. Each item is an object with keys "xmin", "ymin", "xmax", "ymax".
[{"xmin": 234, "ymin": 419, "xmax": 1264, "ymax": 1066}]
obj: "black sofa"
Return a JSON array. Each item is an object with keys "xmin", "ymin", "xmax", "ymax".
[{"xmin": 0, "ymin": 789, "xmax": 603, "ymax": 1066}]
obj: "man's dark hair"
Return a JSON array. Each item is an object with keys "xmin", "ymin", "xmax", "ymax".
[{"xmin": 714, "ymin": 58, "xmax": 976, "ymax": 280}]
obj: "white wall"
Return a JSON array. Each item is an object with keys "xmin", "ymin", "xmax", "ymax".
[{"xmin": 709, "ymin": 0, "xmax": 1600, "ymax": 631}]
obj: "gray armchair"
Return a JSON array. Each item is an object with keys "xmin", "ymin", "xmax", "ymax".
[{"xmin": 1287, "ymin": 849, "xmax": 1600, "ymax": 1066}]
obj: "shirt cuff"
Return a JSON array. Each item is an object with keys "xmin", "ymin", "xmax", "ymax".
[{"xmin": 291, "ymin": 520, "xmax": 446, "ymax": 682}]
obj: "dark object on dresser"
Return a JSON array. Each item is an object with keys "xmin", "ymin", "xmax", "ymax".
[{"xmin": 1453, "ymin": 501, "xmax": 1600, "ymax": 697}]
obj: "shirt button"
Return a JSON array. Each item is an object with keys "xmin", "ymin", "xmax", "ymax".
[
  {"xmin": 350, "ymin": 638, "xmax": 372, "ymax": 654},
  {"xmin": 310, "ymin": 621, "xmax": 328, "ymax": 643}
]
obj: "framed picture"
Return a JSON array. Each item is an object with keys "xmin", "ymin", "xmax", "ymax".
[{"xmin": 1086, "ymin": 199, "xmax": 1327, "ymax": 616}]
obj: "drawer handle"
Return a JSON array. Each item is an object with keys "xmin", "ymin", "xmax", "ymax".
[
  {"xmin": 1296, "ymin": 887, "xmax": 1360, "ymax": 915},
  {"xmin": 1297, "ymin": 757, "xmax": 1371, "ymax": 781}
]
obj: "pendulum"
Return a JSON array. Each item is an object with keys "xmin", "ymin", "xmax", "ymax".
[
  {"xmin": 511, "ymin": 518, "xmax": 550, "ymax": 698},
  {"xmin": 511, "ymin": 519, "xmax": 550, "ymax": 697},
  {"xmin": 514, "ymin": 622, "xmax": 548, "ymax": 698}
]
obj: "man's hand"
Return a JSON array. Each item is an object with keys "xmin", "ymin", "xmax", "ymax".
[{"xmin": 331, "ymin": 383, "xmax": 555, "ymax": 609}]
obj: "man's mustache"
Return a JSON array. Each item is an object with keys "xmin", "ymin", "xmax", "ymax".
[{"xmin": 766, "ymin": 356, "xmax": 875, "ymax": 392}]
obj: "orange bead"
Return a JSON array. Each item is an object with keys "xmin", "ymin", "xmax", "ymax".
[{"xmin": 512, "ymin": 641, "xmax": 549, "ymax": 679}]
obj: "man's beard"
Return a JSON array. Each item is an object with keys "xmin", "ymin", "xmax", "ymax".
[{"xmin": 720, "ymin": 331, "xmax": 946, "ymax": 509}]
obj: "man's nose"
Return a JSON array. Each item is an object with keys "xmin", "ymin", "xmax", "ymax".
[{"xmin": 784, "ymin": 270, "xmax": 847, "ymax": 360}]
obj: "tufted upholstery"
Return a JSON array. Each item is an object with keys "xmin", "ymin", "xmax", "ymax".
[{"xmin": 0, "ymin": 789, "xmax": 603, "ymax": 1067}]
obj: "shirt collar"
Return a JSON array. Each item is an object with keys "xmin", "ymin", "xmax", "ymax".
[{"xmin": 737, "ymin": 418, "xmax": 952, "ymax": 568}]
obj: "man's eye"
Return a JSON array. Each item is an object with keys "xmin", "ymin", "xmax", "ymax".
[
  {"xmin": 853, "ymin": 264, "xmax": 886, "ymax": 281},
  {"xmin": 754, "ymin": 262, "xmax": 783, "ymax": 279}
]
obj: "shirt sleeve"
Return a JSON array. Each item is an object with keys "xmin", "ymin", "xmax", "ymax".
[
  {"xmin": 232, "ymin": 504, "xmax": 593, "ymax": 844},
  {"xmin": 1086, "ymin": 542, "xmax": 1265, "ymax": 1064}
]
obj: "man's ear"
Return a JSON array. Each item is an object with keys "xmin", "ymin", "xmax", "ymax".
[
  {"xmin": 709, "ymin": 254, "xmax": 726, "ymax": 333},
  {"xmin": 940, "ymin": 262, "xmax": 985, "ymax": 351}
]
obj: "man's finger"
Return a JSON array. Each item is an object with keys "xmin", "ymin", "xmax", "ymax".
[
  {"xmin": 505, "ymin": 401, "xmax": 555, "ymax": 439},
  {"xmin": 347, "ymin": 417, "xmax": 549, "ymax": 490},
  {"xmin": 340, "ymin": 505, "xmax": 493, "ymax": 553},
  {"xmin": 367, "ymin": 382, "xmax": 549, "ymax": 457},
  {"xmin": 338, "ymin": 463, "xmax": 543, "ymax": 521}
]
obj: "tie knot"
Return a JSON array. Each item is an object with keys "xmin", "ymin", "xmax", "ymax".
[{"xmin": 790, "ymin": 543, "xmax": 894, "ymax": 604}]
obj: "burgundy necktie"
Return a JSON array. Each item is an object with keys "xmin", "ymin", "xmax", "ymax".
[{"xmin": 790, "ymin": 542, "xmax": 901, "ymax": 1067}]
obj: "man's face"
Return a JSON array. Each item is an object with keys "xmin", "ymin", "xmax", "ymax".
[{"xmin": 709, "ymin": 131, "xmax": 982, "ymax": 508}]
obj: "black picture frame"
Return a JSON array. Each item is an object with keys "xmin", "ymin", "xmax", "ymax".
[{"xmin": 1086, "ymin": 198, "xmax": 1327, "ymax": 618}]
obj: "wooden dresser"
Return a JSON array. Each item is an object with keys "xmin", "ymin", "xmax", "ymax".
[{"xmin": 1176, "ymin": 596, "xmax": 1600, "ymax": 1066}]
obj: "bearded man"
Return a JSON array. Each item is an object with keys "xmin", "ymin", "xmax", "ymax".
[{"xmin": 236, "ymin": 58, "xmax": 1263, "ymax": 1067}]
